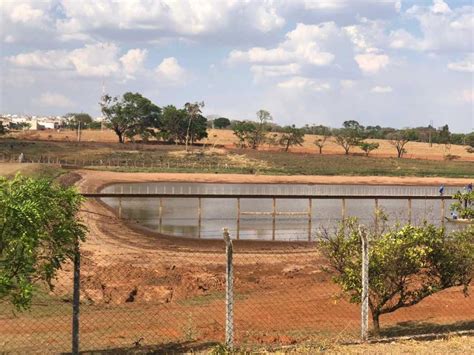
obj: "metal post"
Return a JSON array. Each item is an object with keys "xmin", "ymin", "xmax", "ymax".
[
  {"xmin": 198, "ymin": 197, "xmax": 202, "ymax": 238},
  {"xmin": 272, "ymin": 197, "xmax": 276, "ymax": 241},
  {"xmin": 441, "ymin": 198, "xmax": 445, "ymax": 227},
  {"xmin": 72, "ymin": 239, "xmax": 81, "ymax": 354},
  {"xmin": 236, "ymin": 198, "xmax": 240, "ymax": 240},
  {"xmin": 118, "ymin": 197, "xmax": 122, "ymax": 219},
  {"xmin": 308, "ymin": 198, "xmax": 312, "ymax": 241},
  {"xmin": 374, "ymin": 198, "xmax": 379, "ymax": 234},
  {"xmin": 408, "ymin": 198, "xmax": 412, "ymax": 224},
  {"xmin": 342, "ymin": 198, "xmax": 346, "ymax": 220},
  {"xmin": 360, "ymin": 227, "xmax": 369, "ymax": 342},
  {"xmin": 223, "ymin": 228, "xmax": 234, "ymax": 350},
  {"xmin": 159, "ymin": 198, "xmax": 163, "ymax": 232}
]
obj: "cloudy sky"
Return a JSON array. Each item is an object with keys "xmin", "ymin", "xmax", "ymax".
[{"xmin": 0, "ymin": 0, "xmax": 473, "ymax": 132}]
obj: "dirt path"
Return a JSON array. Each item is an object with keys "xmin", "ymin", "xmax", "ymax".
[{"xmin": 76, "ymin": 169, "xmax": 473, "ymax": 193}]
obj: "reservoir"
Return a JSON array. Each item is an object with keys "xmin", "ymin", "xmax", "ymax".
[{"xmin": 100, "ymin": 182, "xmax": 463, "ymax": 241}]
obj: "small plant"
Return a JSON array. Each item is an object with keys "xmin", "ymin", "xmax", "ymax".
[
  {"xmin": 182, "ymin": 313, "xmax": 197, "ymax": 342},
  {"xmin": 450, "ymin": 190, "xmax": 474, "ymax": 219}
]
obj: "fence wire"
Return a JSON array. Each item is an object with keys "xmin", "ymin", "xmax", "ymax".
[{"xmin": 2, "ymin": 223, "xmax": 473, "ymax": 353}]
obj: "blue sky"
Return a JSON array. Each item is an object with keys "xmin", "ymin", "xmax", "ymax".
[{"xmin": 0, "ymin": 0, "xmax": 473, "ymax": 132}]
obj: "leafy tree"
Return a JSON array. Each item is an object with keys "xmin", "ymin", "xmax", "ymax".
[
  {"xmin": 232, "ymin": 121, "xmax": 257, "ymax": 148},
  {"xmin": 0, "ymin": 175, "xmax": 87, "ymax": 310},
  {"xmin": 64, "ymin": 113, "xmax": 94, "ymax": 129},
  {"xmin": 279, "ymin": 125, "xmax": 305, "ymax": 152},
  {"xmin": 387, "ymin": 130, "xmax": 410, "ymax": 158},
  {"xmin": 314, "ymin": 136, "xmax": 328, "ymax": 154},
  {"xmin": 158, "ymin": 105, "xmax": 188, "ymax": 143},
  {"xmin": 213, "ymin": 117, "xmax": 231, "ymax": 129},
  {"xmin": 438, "ymin": 124, "xmax": 451, "ymax": 144},
  {"xmin": 466, "ymin": 132, "xmax": 474, "ymax": 147},
  {"xmin": 319, "ymin": 218, "xmax": 473, "ymax": 334},
  {"xmin": 100, "ymin": 92, "xmax": 161, "ymax": 143},
  {"xmin": 252, "ymin": 109, "xmax": 273, "ymax": 149},
  {"xmin": 450, "ymin": 190, "xmax": 474, "ymax": 219},
  {"xmin": 184, "ymin": 101, "xmax": 205, "ymax": 151},
  {"xmin": 333, "ymin": 120, "xmax": 365, "ymax": 154},
  {"xmin": 359, "ymin": 142, "xmax": 380, "ymax": 157}
]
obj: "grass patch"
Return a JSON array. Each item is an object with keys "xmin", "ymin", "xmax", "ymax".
[{"xmin": 2, "ymin": 139, "xmax": 473, "ymax": 178}]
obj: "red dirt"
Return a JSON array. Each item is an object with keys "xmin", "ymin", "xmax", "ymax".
[{"xmin": 1, "ymin": 170, "xmax": 473, "ymax": 353}]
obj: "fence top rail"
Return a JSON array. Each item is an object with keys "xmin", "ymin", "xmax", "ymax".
[{"xmin": 82, "ymin": 193, "xmax": 453, "ymax": 200}]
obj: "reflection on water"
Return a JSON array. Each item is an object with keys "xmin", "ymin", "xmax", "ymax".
[{"xmin": 101, "ymin": 183, "xmax": 464, "ymax": 241}]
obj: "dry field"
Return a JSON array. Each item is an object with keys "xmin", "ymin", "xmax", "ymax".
[{"xmin": 11, "ymin": 128, "xmax": 474, "ymax": 162}]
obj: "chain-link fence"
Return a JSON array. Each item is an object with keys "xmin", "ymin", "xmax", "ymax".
[{"xmin": 2, "ymin": 227, "xmax": 473, "ymax": 353}]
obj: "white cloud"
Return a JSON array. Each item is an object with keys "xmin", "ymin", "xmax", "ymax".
[
  {"xmin": 462, "ymin": 90, "xmax": 474, "ymax": 103},
  {"xmin": 371, "ymin": 86, "xmax": 393, "ymax": 93},
  {"xmin": 448, "ymin": 55, "xmax": 474, "ymax": 73},
  {"xmin": 7, "ymin": 43, "xmax": 148, "ymax": 79},
  {"xmin": 229, "ymin": 22, "xmax": 336, "ymax": 67},
  {"xmin": 250, "ymin": 63, "xmax": 301, "ymax": 79},
  {"xmin": 277, "ymin": 76, "xmax": 330, "ymax": 91},
  {"xmin": 9, "ymin": 3, "xmax": 44, "ymax": 24},
  {"xmin": 120, "ymin": 49, "xmax": 148, "ymax": 77},
  {"xmin": 354, "ymin": 53, "xmax": 389, "ymax": 74},
  {"xmin": 35, "ymin": 92, "xmax": 74, "ymax": 108},
  {"xmin": 155, "ymin": 57, "xmax": 186, "ymax": 84},
  {"xmin": 431, "ymin": 0, "xmax": 451, "ymax": 15},
  {"xmin": 390, "ymin": 1, "xmax": 473, "ymax": 52},
  {"xmin": 7, "ymin": 49, "xmax": 71, "ymax": 70},
  {"xmin": 340, "ymin": 80, "xmax": 355, "ymax": 89}
]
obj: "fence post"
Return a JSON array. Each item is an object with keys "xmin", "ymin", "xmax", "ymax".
[
  {"xmin": 360, "ymin": 227, "xmax": 369, "ymax": 342},
  {"xmin": 72, "ymin": 239, "xmax": 81, "ymax": 354},
  {"xmin": 236, "ymin": 198, "xmax": 240, "ymax": 240},
  {"xmin": 198, "ymin": 197, "xmax": 202, "ymax": 238},
  {"xmin": 308, "ymin": 198, "xmax": 312, "ymax": 241},
  {"xmin": 272, "ymin": 197, "xmax": 277, "ymax": 241},
  {"xmin": 223, "ymin": 228, "xmax": 234, "ymax": 350},
  {"xmin": 407, "ymin": 198, "xmax": 412, "ymax": 224},
  {"xmin": 441, "ymin": 198, "xmax": 445, "ymax": 227}
]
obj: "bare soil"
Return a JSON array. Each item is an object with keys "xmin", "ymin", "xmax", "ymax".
[{"xmin": 1, "ymin": 170, "xmax": 473, "ymax": 353}]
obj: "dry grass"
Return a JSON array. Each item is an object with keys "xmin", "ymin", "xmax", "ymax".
[{"xmin": 10, "ymin": 129, "xmax": 473, "ymax": 162}]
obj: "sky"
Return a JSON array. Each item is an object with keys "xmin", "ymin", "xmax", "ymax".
[{"xmin": 0, "ymin": 0, "xmax": 473, "ymax": 133}]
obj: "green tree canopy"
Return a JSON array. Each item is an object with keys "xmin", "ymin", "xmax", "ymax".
[
  {"xmin": 100, "ymin": 92, "xmax": 161, "ymax": 143},
  {"xmin": 319, "ymin": 219, "xmax": 473, "ymax": 334},
  {"xmin": 359, "ymin": 141, "xmax": 380, "ymax": 157},
  {"xmin": 279, "ymin": 125, "xmax": 305, "ymax": 152},
  {"xmin": 0, "ymin": 175, "xmax": 87, "ymax": 310},
  {"xmin": 213, "ymin": 117, "xmax": 231, "ymax": 129}
]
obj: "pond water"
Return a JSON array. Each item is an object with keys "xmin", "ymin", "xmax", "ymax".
[{"xmin": 100, "ymin": 183, "xmax": 464, "ymax": 241}]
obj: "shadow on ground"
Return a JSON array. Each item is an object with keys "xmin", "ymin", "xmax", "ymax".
[{"xmin": 378, "ymin": 320, "xmax": 474, "ymax": 338}]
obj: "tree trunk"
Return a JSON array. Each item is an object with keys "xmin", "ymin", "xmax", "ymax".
[
  {"xmin": 372, "ymin": 312, "xmax": 380, "ymax": 336},
  {"xmin": 345, "ymin": 147, "xmax": 350, "ymax": 155},
  {"xmin": 319, "ymin": 147, "xmax": 322, "ymax": 154},
  {"xmin": 117, "ymin": 132, "xmax": 124, "ymax": 144},
  {"xmin": 285, "ymin": 140, "xmax": 290, "ymax": 152}
]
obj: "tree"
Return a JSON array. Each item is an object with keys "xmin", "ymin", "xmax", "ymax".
[
  {"xmin": 314, "ymin": 136, "xmax": 328, "ymax": 154},
  {"xmin": 232, "ymin": 121, "xmax": 257, "ymax": 148},
  {"xmin": 333, "ymin": 120, "xmax": 364, "ymax": 154},
  {"xmin": 252, "ymin": 109, "xmax": 273, "ymax": 149},
  {"xmin": 184, "ymin": 101, "xmax": 205, "ymax": 152},
  {"xmin": 64, "ymin": 113, "xmax": 93, "ymax": 129},
  {"xmin": 0, "ymin": 175, "xmax": 87, "ymax": 310},
  {"xmin": 159, "ymin": 105, "xmax": 188, "ymax": 143},
  {"xmin": 0, "ymin": 124, "xmax": 5, "ymax": 135},
  {"xmin": 450, "ymin": 190, "xmax": 474, "ymax": 219},
  {"xmin": 100, "ymin": 92, "xmax": 161, "ymax": 143},
  {"xmin": 438, "ymin": 124, "xmax": 451, "ymax": 145},
  {"xmin": 388, "ymin": 130, "xmax": 410, "ymax": 158},
  {"xmin": 359, "ymin": 142, "xmax": 380, "ymax": 157},
  {"xmin": 213, "ymin": 117, "xmax": 231, "ymax": 129},
  {"xmin": 279, "ymin": 125, "xmax": 305, "ymax": 152},
  {"xmin": 319, "ymin": 218, "xmax": 473, "ymax": 334}
]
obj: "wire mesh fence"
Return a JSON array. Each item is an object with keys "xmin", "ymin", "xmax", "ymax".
[{"xmin": 2, "ymin": 223, "xmax": 473, "ymax": 353}]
